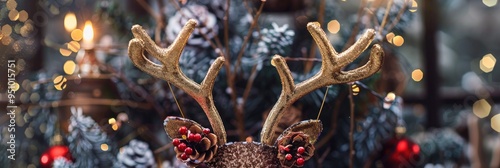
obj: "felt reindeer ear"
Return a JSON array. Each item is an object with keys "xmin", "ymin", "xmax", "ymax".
[
  {"xmin": 164, "ymin": 116, "xmax": 204, "ymax": 139},
  {"xmin": 276, "ymin": 120, "xmax": 323, "ymax": 145}
]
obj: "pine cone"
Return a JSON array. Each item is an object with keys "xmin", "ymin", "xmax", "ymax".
[
  {"xmin": 116, "ymin": 140, "xmax": 156, "ymax": 168},
  {"xmin": 276, "ymin": 132, "xmax": 315, "ymax": 167},
  {"xmin": 166, "ymin": 5, "xmax": 218, "ymax": 48},
  {"xmin": 257, "ymin": 23, "xmax": 295, "ymax": 57},
  {"xmin": 171, "ymin": 124, "xmax": 218, "ymax": 167}
]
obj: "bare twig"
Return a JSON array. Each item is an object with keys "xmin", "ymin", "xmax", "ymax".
[
  {"xmin": 229, "ymin": 0, "xmax": 266, "ymax": 140},
  {"xmin": 303, "ymin": 0, "xmax": 326, "ymax": 73},
  {"xmin": 234, "ymin": 1, "xmax": 266, "ymax": 74},
  {"xmin": 378, "ymin": 0, "xmax": 394, "ymax": 35},
  {"xmin": 135, "ymin": 0, "xmax": 163, "ymax": 43},
  {"xmin": 348, "ymin": 83, "xmax": 355, "ymax": 168},
  {"xmin": 103, "ymin": 64, "xmax": 165, "ymax": 118},
  {"xmin": 468, "ymin": 115, "xmax": 484, "ymax": 168},
  {"xmin": 342, "ymin": 0, "xmax": 368, "ymax": 51},
  {"xmin": 155, "ymin": 0, "xmax": 166, "ymax": 43},
  {"xmin": 317, "ymin": 146, "xmax": 332, "ymax": 165},
  {"xmin": 386, "ymin": 0, "xmax": 410, "ymax": 33},
  {"xmin": 241, "ymin": 64, "xmax": 259, "ymax": 108},
  {"xmin": 491, "ymin": 136, "xmax": 500, "ymax": 167}
]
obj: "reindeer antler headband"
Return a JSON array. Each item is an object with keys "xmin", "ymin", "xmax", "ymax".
[{"xmin": 128, "ymin": 19, "xmax": 383, "ymax": 167}]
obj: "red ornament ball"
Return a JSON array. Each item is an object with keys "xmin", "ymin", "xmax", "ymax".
[
  {"xmin": 203, "ymin": 128, "xmax": 211, "ymax": 134},
  {"xmin": 177, "ymin": 143, "xmax": 187, "ymax": 152},
  {"xmin": 380, "ymin": 137, "xmax": 421, "ymax": 167},
  {"xmin": 285, "ymin": 154, "xmax": 292, "ymax": 161},
  {"xmin": 184, "ymin": 147, "xmax": 193, "ymax": 155},
  {"xmin": 178, "ymin": 126, "xmax": 188, "ymax": 135},
  {"xmin": 172, "ymin": 138, "xmax": 181, "ymax": 146},
  {"xmin": 296, "ymin": 157, "xmax": 305, "ymax": 166},
  {"xmin": 40, "ymin": 145, "xmax": 73, "ymax": 168}
]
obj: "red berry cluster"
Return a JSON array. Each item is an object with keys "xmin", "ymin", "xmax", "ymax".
[
  {"xmin": 172, "ymin": 126, "xmax": 212, "ymax": 160},
  {"xmin": 279, "ymin": 145, "xmax": 306, "ymax": 166}
]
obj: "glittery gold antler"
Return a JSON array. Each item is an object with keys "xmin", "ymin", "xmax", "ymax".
[
  {"xmin": 260, "ymin": 22, "xmax": 384, "ymax": 145},
  {"xmin": 128, "ymin": 19, "xmax": 227, "ymax": 145}
]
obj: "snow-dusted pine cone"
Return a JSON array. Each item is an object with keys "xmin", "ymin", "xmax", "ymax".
[
  {"xmin": 166, "ymin": 5, "xmax": 218, "ymax": 48},
  {"xmin": 195, "ymin": 0, "xmax": 225, "ymax": 20},
  {"xmin": 116, "ymin": 139, "xmax": 156, "ymax": 168},
  {"xmin": 276, "ymin": 132, "xmax": 315, "ymax": 167},
  {"xmin": 257, "ymin": 23, "xmax": 295, "ymax": 58}
]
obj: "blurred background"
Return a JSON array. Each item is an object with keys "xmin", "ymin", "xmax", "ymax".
[{"xmin": 0, "ymin": 0, "xmax": 499, "ymax": 167}]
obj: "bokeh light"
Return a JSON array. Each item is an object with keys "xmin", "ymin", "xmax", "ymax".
[
  {"xmin": 9, "ymin": 9, "xmax": 19, "ymax": 21},
  {"xmin": 483, "ymin": 0, "xmax": 498, "ymax": 7},
  {"xmin": 20, "ymin": 23, "xmax": 34, "ymax": 37},
  {"xmin": 392, "ymin": 35, "xmax": 404, "ymax": 46},
  {"xmin": 108, "ymin": 118, "xmax": 116, "ymax": 125},
  {"xmin": 68, "ymin": 41, "xmax": 81, "ymax": 52},
  {"xmin": 60, "ymin": 48, "xmax": 72, "ymax": 56},
  {"xmin": 6, "ymin": 0, "xmax": 17, "ymax": 10},
  {"xmin": 411, "ymin": 69, "xmax": 423, "ymax": 82},
  {"xmin": 18, "ymin": 10, "xmax": 28, "ymax": 22},
  {"xmin": 63, "ymin": 60, "xmax": 76, "ymax": 75},
  {"xmin": 53, "ymin": 75, "xmax": 67, "ymax": 90},
  {"xmin": 64, "ymin": 12, "xmax": 77, "ymax": 32},
  {"xmin": 351, "ymin": 84, "xmax": 360, "ymax": 95},
  {"xmin": 327, "ymin": 20, "xmax": 341, "ymax": 34},
  {"xmin": 491, "ymin": 114, "xmax": 500, "ymax": 132},
  {"xmin": 100, "ymin": 144, "xmax": 109, "ymax": 151},
  {"xmin": 30, "ymin": 93, "xmax": 40, "ymax": 103},
  {"xmin": 112, "ymin": 124, "xmax": 119, "ymax": 131},
  {"xmin": 2, "ymin": 25, "xmax": 13, "ymax": 36},
  {"xmin": 10, "ymin": 82, "xmax": 20, "ymax": 91},
  {"xmin": 386, "ymin": 32, "xmax": 395, "ymax": 43},
  {"xmin": 1, "ymin": 36, "xmax": 12, "ymax": 45},
  {"xmin": 25, "ymin": 127, "xmax": 34, "ymax": 139},
  {"xmin": 479, "ymin": 53, "xmax": 496, "ymax": 73},
  {"xmin": 472, "ymin": 99, "xmax": 490, "ymax": 118},
  {"xmin": 71, "ymin": 29, "xmax": 83, "ymax": 41},
  {"xmin": 409, "ymin": 0, "xmax": 418, "ymax": 12}
]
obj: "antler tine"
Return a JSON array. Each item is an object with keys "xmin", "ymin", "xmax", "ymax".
[
  {"xmin": 261, "ymin": 23, "xmax": 384, "ymax": 145},
  {"xmin": 334, "ymin": 44, "xmax": 384, "ymax": 83},
  {"xmin": 128, "ymin": 19, "xmax": 227, "ymax": 145}
]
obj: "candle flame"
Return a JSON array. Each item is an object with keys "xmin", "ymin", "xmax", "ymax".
[
  {"xmin": 64, "ymin": 12, "xmax": 77, "ymax": 32},
  {"xmin": 83, "ymin": 21, "xmax": 94, "ymax": 42}
]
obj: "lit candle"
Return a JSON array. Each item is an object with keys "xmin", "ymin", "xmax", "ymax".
[
  {"xmin": 82, "ymin": 21, "xmax": 94, "ymax": 49},
  {"xmin": 77, "ymin": 20, "xmax": 99, "ymax": 75}
]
